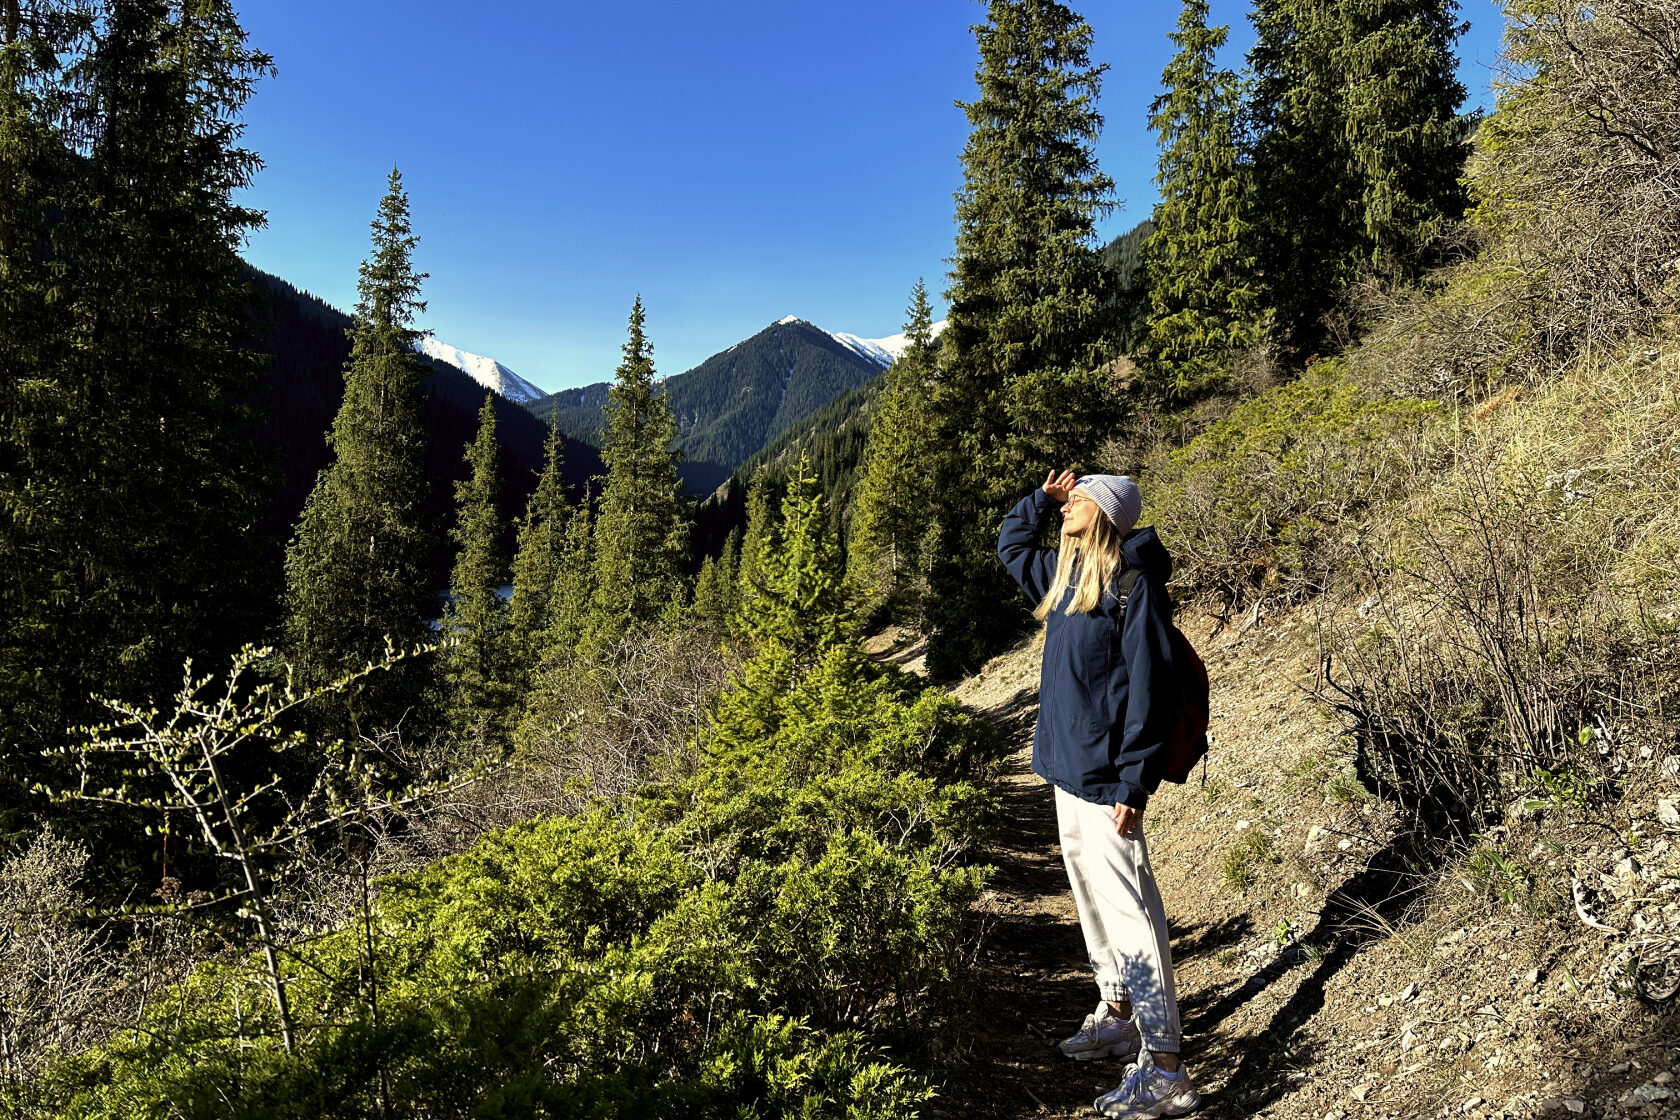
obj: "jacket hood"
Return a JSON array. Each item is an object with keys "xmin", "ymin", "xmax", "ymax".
[{"xmin": 1121, "ymin": 525, "xmax": 1173, "ymax": 581}]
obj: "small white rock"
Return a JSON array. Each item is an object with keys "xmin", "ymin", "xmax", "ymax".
[
  {"xmin": 1659, "ymin": 799, "xmax": 1680, "ymax": 827},
  {"xmin": 1337, "ymin": 837, "xmax": 1354, "ymax": 850},
  {"xmin": 1622, "ymin": 1083, "xmax": 1674, "ymax": 1104}
]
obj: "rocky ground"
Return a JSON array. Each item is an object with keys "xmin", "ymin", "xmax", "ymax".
[{"xmin": 872, "ymin": 609, "xmax": 1680, "ymax": 1120}]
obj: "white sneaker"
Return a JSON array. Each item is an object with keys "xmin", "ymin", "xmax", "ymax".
[
  {"xmin": 1057, "ymin": 1001, "xmax": 1142, "ymax": 1061},
  {"xmin": 1093, "ymin": 1060, "xmax": 1200, "ymax": 1118}
]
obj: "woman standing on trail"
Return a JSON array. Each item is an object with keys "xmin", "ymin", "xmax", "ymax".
[{"xmin": 997, "ymin": 469, "xmax": 1199, "ymax": 1120}]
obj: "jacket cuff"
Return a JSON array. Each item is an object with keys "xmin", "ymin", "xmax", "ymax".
[{"xmin": 1117, "ymin": 783, "xmax": 1149, "ymax": 811}]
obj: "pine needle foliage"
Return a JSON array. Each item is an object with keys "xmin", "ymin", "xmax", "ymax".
[
  {"xmin": 508, "ymin": 415, "xmax": 572, "ymax": 685},
  {"xmin": 737, "ymin": 456, "xmax": 849, "ymax": 670},
  {"xmin": 584, "ymin": 298, "xmax": 689, "ymax": 651},
  {"xmin": 0, "ymin": 0, "xmax": 275, "ymax": 833},
  {"xmin": 543, "ymin": 502, "xmax": 596, "ymax": 666},
  {"xmin": 733, "ymin": 466, "xmax": 778, "ymax": 636},
  {"xmin": 925, "ymin": 0, "xmax": 1121, "ymax": 676},
  {"xmin": 847, "ymin": 280, "xmax": 938, "ymax": 623},
  {"xmin": 282, "ymin": 170, "xmax": 436, "ymax": 712},
  {"xmin": 1248, "ymin": 0, "xmax": 1468, "ymax": 355},
  {"xmin": 1137, "ymin": 0, "xmax": 1261, "ymax": 399},
  {"xmin": 440, "ymin": 394, "xmax": 512, "ymax": 749}
]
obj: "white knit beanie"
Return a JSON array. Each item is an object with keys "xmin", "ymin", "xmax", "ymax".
[{"xmin": 1073, "ymin": 474, "xmax": 1143, "ymax": 535}]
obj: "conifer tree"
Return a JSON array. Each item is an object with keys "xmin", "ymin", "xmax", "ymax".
[
  {"xmin": 537, "ymin": 502, "xmax": 596, "ymax": 668},
  {"xmin": 924, "ymin": 0, "xmax": 1120, "ymax": 676},
  {"xmin": 717, "ymin": 526, "xmax": 742, "ymax": 620},
  {"xmin": 691, "ymin": 527, "xmax": 742, "ymax": 637},
  {"xmin": 847, "ymin": 280, "xmax": 938, "ymax": 619},
  {"xmin": 1137, "ymin": 0, "xmax": 1261, "ymax": 398},
  {"xmin": 440, "ymin": 395, "xmax": 512, "ymax": 746},
  {"xmin": 1247, "ymin": 0, "xmax": 1351, "ymax": 356},
  {"xmin": 2, "ymin": 1, "xmax": 275, "ymax": 817},
  {"xmin": 584, "ymin": 298, "xmax": 688, "ymax": 650},
  {"xmin": 1249, "ymin": 0, "xmax": 1466, "ymax": 354},
  {"xmin": 508, "ymin": 415, "xmax": 572, "ymax": 681},
  {"xmin": 732, "ymin": 467, "xmax": 778, "ymax": 639},
  {"xmin": 691, "ymin": 555, "xmax": 728, "ymax": 634},
  {"xmin": 283, "ymin": 170, "xmax": 435, "ymax": 710},
  {"xmin": 738, "ymin": 457, "xmax": 848, "ymax": 669},
  {"xmin": 1338, "ymin": 0, "xmax": 1468, "ymax": 273}
]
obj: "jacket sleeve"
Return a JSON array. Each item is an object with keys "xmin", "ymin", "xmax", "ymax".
[
  {"xmin": 996, "ymin": 488, "xmax": 1057, "ymax": 604},
  {"xmin": 1113, "ymin": 572, "xmax": 1177, "ymax": 810}
]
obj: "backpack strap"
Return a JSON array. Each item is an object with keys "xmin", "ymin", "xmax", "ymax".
[{"xmin": 1110, "ymin": 565, "xmax": 1145, "ymax": 619}]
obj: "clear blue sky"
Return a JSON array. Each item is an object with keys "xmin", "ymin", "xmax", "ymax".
[{"xmin": 237, "ymin": 0, "xmax": 1506, "ymax": 394}]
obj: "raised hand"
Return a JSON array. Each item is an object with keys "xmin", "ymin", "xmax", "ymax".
[{"xmin": 1042, "ymin": 469, "xmax": 1078, "ymax": 504}]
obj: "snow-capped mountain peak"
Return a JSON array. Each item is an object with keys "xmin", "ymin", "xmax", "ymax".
[
  {"xmin": 416, "ymin": 337, "xmax": 546, "ymax": 406},
  {"xmin": 828, "ymin": 320, "xmax": 949, "ymax": 368}
]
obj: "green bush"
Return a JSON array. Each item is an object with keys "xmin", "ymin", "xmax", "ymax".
[
  {"xmin": 1143, "ymin": 359, "xmax": 1441, "ymax": 603},
  {"xmin": 37, "ymin": 637, "xmax": 1002, "ymax": 1119}
]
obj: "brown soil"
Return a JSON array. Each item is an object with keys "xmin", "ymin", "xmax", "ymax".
[{"xmin": 870, "ymin": 611, "xmax": 1680, "ymax": 1120}]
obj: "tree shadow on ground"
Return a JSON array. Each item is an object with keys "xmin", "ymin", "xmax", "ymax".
[{"xmin": 1183, "ymin": 837, "xmax": 1426, "ymax": 1118}]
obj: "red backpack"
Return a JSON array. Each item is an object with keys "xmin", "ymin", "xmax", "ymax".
[{"xmin": 1114, "ymin": 567, "xmax": 1211, "ymax": 785}]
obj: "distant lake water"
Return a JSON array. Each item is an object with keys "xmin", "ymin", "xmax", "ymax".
[{"xmin": 428, "ymin": 583, "xmax": 514, "ymax": 630}]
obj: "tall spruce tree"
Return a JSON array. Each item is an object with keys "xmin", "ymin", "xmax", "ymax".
[
  {"xmin": 584, "ymin": 298, "xmax": 688, "ymax": 650},
  {"xmin": 282, "ymin": 170, "xmax": 435, "ymax": 719},
  {"xmin": 738, "ymin": 457, "xmax": 848, "ymax": 669},
  {"xmin": 1, "ymin": 1, "xmax": 275, "ymax": 826},
  {"xmin": 731, "ymin": 466, "xmax": 778, "ymax": 640},
  {"xmin": 1137, "ymin": 0, "xmax": 1261, "ymax": 398},
  {"xmin": 691, "ymin": 526, "xmax": 741, "ymax": 636},
  {"xmin": 539, "ymin": 501, "xmax": 595, "ymax": 667},
  {"xmin": 1247, "ymin": 0, "xmax": 1346, "ymax": 357},
  {"xmin": 507, "ymin": 415, "xmax": 572, "ymax": 681},
  {"xmin": 847, "ymin": 280, "xmax": 938, "ymax": 620},
  {"xmin": 1339, "ymin": 0, "xmax": 1468, "ymax": 273},
  {"xmin": 1249, "ymin": 0, "xmax": 1466, "ymax": 354},
  {"xmin": 440, "ymin": 395, "xmax": 512, "ymax": 746},
  {"xmin": 924, "ymin": 0, "xmax": 1120, "ymax": 676}
]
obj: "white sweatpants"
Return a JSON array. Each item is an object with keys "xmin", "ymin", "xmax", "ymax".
[{"xmin": 1054, "ymin": 785, "xmax": 1183, "ymax": 1053}]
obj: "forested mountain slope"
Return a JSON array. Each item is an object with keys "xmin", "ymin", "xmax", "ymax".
[
  {"xmin": 246, "ymin": 269, "xmax": 603, "ymax": 579},
  {"xmin": 693, "ymin": 379, "xmax": 879, "ymax": 560},
  {"xmin": 531, "ymin": 316, "xmax": 886, "ymax": 494}
]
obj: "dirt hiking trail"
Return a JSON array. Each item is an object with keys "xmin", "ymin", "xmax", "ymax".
[{"xmin": 872, "ymin": 612, "xmax": 1680, "ymax": 1120}]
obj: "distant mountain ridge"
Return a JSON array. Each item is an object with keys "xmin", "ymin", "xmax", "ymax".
[
  {"xmin": 245, "ymin": 268, "xmax": 602, "ymax": 583},
  {"xmin": 416, "ymin": 337, "xmax": 546, "ymax": 406},
  {"xmin": 531, "ymin": 316, "xmax": 909, "ymax": 494}
]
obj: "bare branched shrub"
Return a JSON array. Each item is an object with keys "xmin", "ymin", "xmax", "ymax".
[
  {"xmin": 426, "ymin": 628, "xmax": 732, "ymax": 848},
  {"xmin": 0, "ymin": 837, "xmax": 242, "ymax": 1107},
  {"xmin": 1141, "ymin": 358, "xmax": 1446, "ymax": 607},
  {"xmin": 1367, "ymin": 0, "xmax": 1680, "ymax": 398},
  {"xmin": 0, "ymin": 831, "xmax": 111, "ymax": 1095},
  {"xmin": 1322, "ymin": 348, "xmax": 1680, "ymax": 832},
  {"xmin": 43, "ymin": 642, "xmax": 459, "ymax": 1055}
]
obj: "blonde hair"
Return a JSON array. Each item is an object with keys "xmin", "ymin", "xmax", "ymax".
[{"xmin": 1033, "ymin": 498, "xmax": 1127, "ymax": 620}]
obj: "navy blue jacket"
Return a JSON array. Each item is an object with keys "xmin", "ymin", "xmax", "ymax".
[{"xmin": 997, "ymin": 488, "xmax": 1179, "ymax": 810}]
